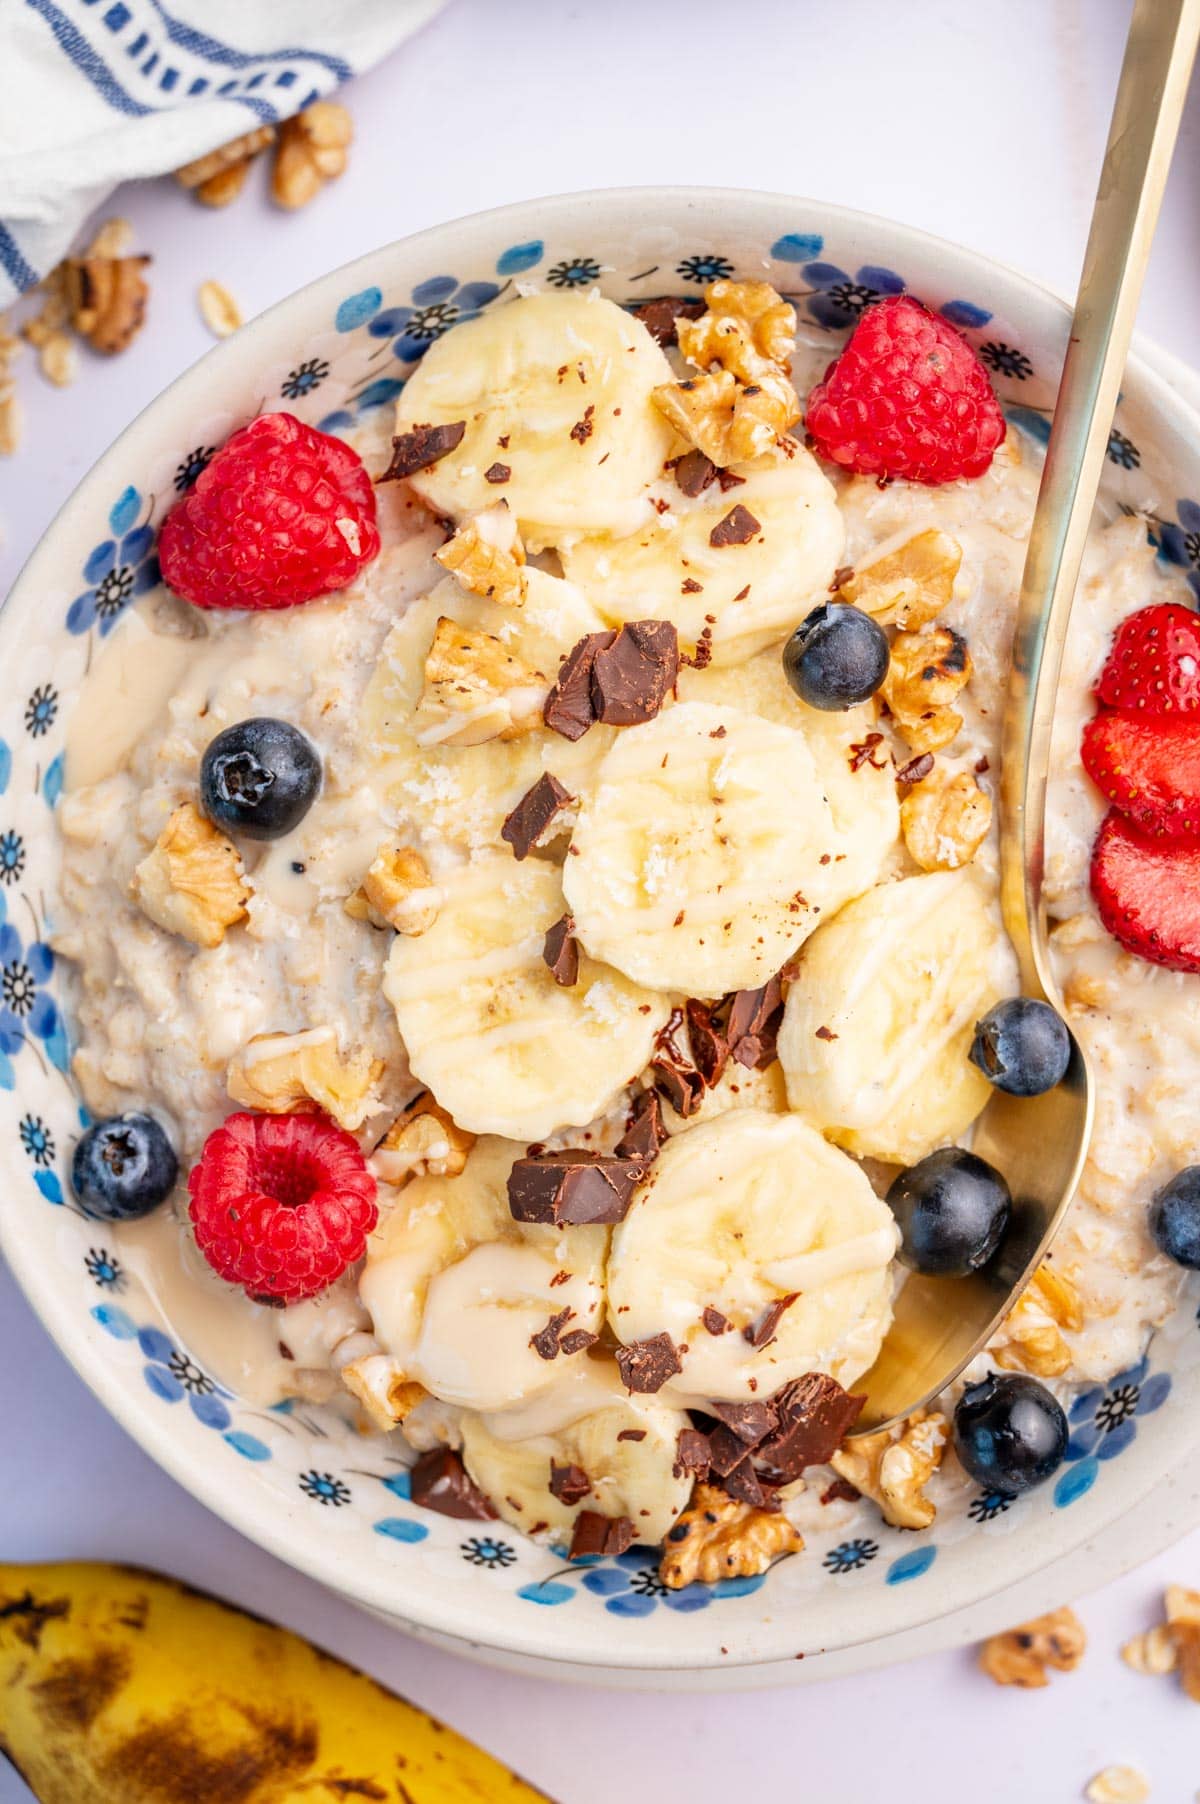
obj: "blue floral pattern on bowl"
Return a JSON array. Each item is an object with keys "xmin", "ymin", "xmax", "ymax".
[{"xmin": 66, "ymin": 487, "xmax": 160, "ymax": 638}]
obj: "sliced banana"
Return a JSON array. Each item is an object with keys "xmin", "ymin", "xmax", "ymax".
[
  {"xmin": 680, "ymin": 647, "xmax": 901, "ymax": 912},
  {"xmin": 778, "ymin": 871, "xmax": 1007, "ymax": 1166},
  {"xmin": 607, "ymin": 1110, "xmax": 898, "ymax": 1405},
  {"xmin": 460, "ymin": 1360, "xmax": 692, "ymax": 1545},
  {"xmin": 558, "ymin": 447, "xmax": 844, "ymax": 665},
  {"xmin": 659, "ymin": 1057, "xmax": 789, "ymax": 1135},
  {"xmin": 385, "ymin": 854, "xmax": 670, "ymax": 1140},
  {"xmin": 563, "ymin": 700, "xmax": 841, "ymax": 997},
  {"xmin": 361, "ymin": 572, "xmax": 616, "ymax": 853},
  {"xmin": 358, "ymin": 1136, "xmax": 607, "ymax": 1413},
  {"xmin": 393, "ymin": 292, "xmax": 677, "ymax": 545}
]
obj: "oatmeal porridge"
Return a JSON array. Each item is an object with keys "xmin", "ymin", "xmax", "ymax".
[{"xmin": 52, "ymin": 278, "xmax": 1200, "ymax": 1581}]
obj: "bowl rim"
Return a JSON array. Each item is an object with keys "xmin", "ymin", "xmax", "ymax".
[{"xmin": 4, "ymin": 183, "xmax": 1200, "ymax": 1672}]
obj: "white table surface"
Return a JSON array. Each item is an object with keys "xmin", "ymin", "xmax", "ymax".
[{"xmin": 4, "ymin": 1, "xmax": 1200, "ymax": 1798}]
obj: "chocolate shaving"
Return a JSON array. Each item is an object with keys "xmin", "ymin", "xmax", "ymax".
[
  {"xmin": 590, "ymin": 620, "xmax": 679, "ymax": 727},
  {"xmin": 702, "ymin": 1305, "xmax": 730, "ymax": 1336},
  {"xmin": 568, "ymin": 1510, "xmax": 635, "ymax": 1560},
  {"xmin": 542, "ymin": 913, "xmax": 580, "ymax": 987},
  {"xmin": 615, "ymin": 1331, "xmax": 683, "ymax": 1395},
  {"xmin": 709, "ymin": 504, "xmax": 761, "ymax": 548},
  {"xmin": 501, "ymin": 772, "xmax": 575, "ymax": 860},
  {"xmin": 381, "ymin": 420, "xmax": 466, "ymax": 482},
  {"xmin": 830, "ymin": 563, "xmax": 855, "ymax": 591},
  {"xmin": 753, "ymin": 1373, "xmax": 866, "ymax": 1485},
  {"xmin": 743, "ymin": 1291, "xmax": 800, "ymax": 1350},
  {"xmin": 543, "ymin": 631, "xmax": 613, "ymax": 741},
  {"xmin": 685, "ymin": 998, "xmax": 729, "ymax": 1089},
  {"xmin": 632, "ymin": 295, "xmax": 705, "ymax": 348},
  {"xmin": 559, "ymin": 1329, "xmax": 598, "ymax": 1357},
  {"xmin": 410, "ymin": 1448, "xmax": 497, "ymax": 1520},
  {"xmin": 616, "ymin": 1428, "xmax": 647, "ymax": 1443},
  {"xmin": 849, "ymin": 732, "xmax": 888, "ymax": 773},
  {"xmin": 529, "ymin": 1306, "xmax": 575, "ymax": 1360},
  {"xmin": 673, "ymin": 1428, "xmax": 712, "ymax": 1480},
  {"xmin": 815, "ymin": 1025, "xmax": 838, "ymax": 1042},
  {"xmin": 549, "ymin": 1461, "xmax": 593, "ymax": 1506},
  {"xmin": 675, "ymin": 449, "xmax": 717, "ymax": 497},
  {"xmin": 508, "ymin": 1151, "xmax": 650, "ymax": 1227},
  {"xmin": 570, "ymin": 404, "xmax": 595, "ymax": 445},
  {"xmin": 651, "ymin": 1006, "xmax": 705, "ymax": 1117},
  {"xmin": 682, "ymin": 625, "xmax": 714, "ymax": 670},
  {"xmin": 726, "ymin": 974, "xmax": 785, "ymax": 1070},
  {"xmin": 484, "ymin": 461, "xmax": 511, "ymax": 484},
  {"xmin": 821, "ymin": 1476, "xmax": 862, "ymax": 1505},
  {"xmin": 716, "ymin": 467, "xmax": 746, "ymax": 492},
  {"xmin": 681, "ymin": 577, "xmax": 703, "ymax": 593},
  {"xmin": 896, "ymin": 753, "xmax": 934, "ymax": 786},
  {"xmin": 615, "ymin": 1087, "xmax": 667, "ymax": 1161}
]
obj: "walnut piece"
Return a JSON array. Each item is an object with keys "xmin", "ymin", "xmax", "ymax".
[
  {"xmin": 226, "ymin": 1026, "xmax": 383, "ymax": 1132},
  {"xmin": 882, "ymin": 625, "xmax": 973, "ymax": 754},
  {"xmin": 978, "ymin": 1606, "xmax": 1087, "ymax": 1688},
  {"xmin": 1084, "ymin": 1768, "xmax": 1149, "ymax": 1804},
  {"xmin": 435, "ymin": 502, "xmax": 528, "ymax": 607},
  {"xmin": 370, "ymin": 1093, "xmax": 475, "ymax": 1185},
  {"xmin": 830, "ymin": 1408, "xmax": 946, "ymax": 1530},
  {"xmin": 1166, "ymin": 1583, "xmax": 1200, "ymax": 1701},
  {"xmin": 414, "ymin": 616, "xmax": 547, "ymax": 746},
  {"xmin": 994, "ymin": 1262, "xmax": 1084, "ymax": 1379},
  {"xmin": 340, "ymin": 1353, "xmax": 428, "ymax": 1434},
  {"xmin": 839, "ymin": 529, "xmax": 962, "ymax": 631},
  {"xmin": 900, "ymin": 767, "xmax": 992, "ymax": 872},
  {"xmin": 272, "ymin": 102, "xmax": 353, "ymax": 210},
  {"xmin": 63, "ymin": 253, "xmax": 151, "ymax": 354},
  {"xmin": 677, "ymin": 278, "xmax": 796, "ymax": 383},
  {"xmin": 660, "ymin": 1482, "xmax": 802, "ymax": 1589},
  {"xmin": 131, "ymin": 803, "xmax": 248, "ymax": 947},
  {"xmin": 346, "ymin": 844, "xmax": 443, "ymax": 935},
  {"xmin": 653, "ymin": 366, "xmax": 798, "ymax": 467},
  {"xmin": 175, "ymin": 126, "xmax": 276, "ymax": 195}
]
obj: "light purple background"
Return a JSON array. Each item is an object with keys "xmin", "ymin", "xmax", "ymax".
[{"xmin": 3, "ymin": 3, "xmax": 1199, "ymax": 1798}]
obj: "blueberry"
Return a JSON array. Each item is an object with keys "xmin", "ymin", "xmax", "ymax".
[
  {"xmin": 953, "ymin": 1372, "xmax": 1068, "ymax": 1496},
  {"xmin": 887, "ymin": 1146, "xmax": 1011, "ymax": 1276},
  {"xmin": 970, "ymin": 997, "xmax": 1071, "ymax": 1096},
  {"xmin": 782, "ymin": 602, "xmax": 890, "ymax": 711},
  {"xmin": 72, "ymin": 1113, "xmax": 178, "ymax": 1221},
  {"xmin": 200, "ymin": 717, "xmax": 321, "ymax": 841},
  {"xmin": 1149, "ymin": 1167, "xmax": 1200, "ymax": 1268}
]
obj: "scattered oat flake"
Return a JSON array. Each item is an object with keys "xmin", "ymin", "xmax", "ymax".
[
  {"xmin": 38, "ymin": 330, "xmax": 78, "ymax": 387},
  {"xmin": 86, "ymin": 216, "xmax": 135, "ymax": 260},
  {"xmin": 198, "ymin": 279, "xmax": 242, "ymax": 338},
  {"xmin": 0, "ymin": 390, "xmax": 23, "ymax": 457},
  {"xmin": 1084, "ymin": 1766, "xmax": 1150, "ymax": 1804},
  {"xmin": 1121, "ymin": 1623, "xmax": 1177, "ymax": 1676}
]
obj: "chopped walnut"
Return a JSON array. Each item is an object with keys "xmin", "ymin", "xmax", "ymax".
[
  {"xmin": 839, "ymin": 529, "xmax": 962, "ymax": 631},
  {"xmin": 660, "ymin": 1482, "xmax": 802, "ymax": 1589},
  {"xmin": 882, "ymin": 625, "xmax": 973, "ymax": 754},
  {"xmin": 63, "ymin": 252, "xmax": 151, "ymax": 354},
  {"xmin": 1121, "ymin": 1623, "xmax": 1178, "ymax": 1676},
  {"xmin": 340, "ymin": 1353, "xmax": 428, "ymax": 1434},
  {"xmin": 435, "ymin": 502, "xmax": 528, "ymax": 607},
  {"xmin": 271, "ymin": 102, "xmax": 353, "ymax": 209},
  {"xmin": 345, "ymin": 844, "xmax": 443, "ymax": 935},
  {"xmin": 370, "ymin": 1092, "xmax": 476, "ymax": 1186},
  {"xmin": 1167, "ymin": 1583, "xmax": 1200, "ymax": 1702},
  {"xmin": 830, "ymin": 1408, "xmax": 946, "ymax": 1530},
  {"xmin": 653, "ymin": 366, "xmax": 798, "ymax": 467},
  {"xmin": 226, "ymin": 1026, "xmax": 383, "ymax": 1132},
  {"xmin": 994, "ymin": 1262, "xmax": 1084, "ymax": 1379},
  {"xmin": 979, "ymin": 1606, "xmax": 1087, "ymax": 1688},
  {"xmin": 677, "ymin": 279, "xmax": 796, "ymax": 384},
  {"xmin": 900, "ymin": 767, "xmax": 992, "ymax": 871},
  {"xmin": 175, "ymin": 126, "xmax": 276, "ymax": 196},
  {"xmin": 414, "ymin": 616, "xmax": 547, "ymax": 746},
  {"xmin": 1084, "ymin": 1768, "xmax": 1149, "ymax": 1804},
  {"xmin": 131, "ymin": 803, "xmax": 248, "ymax": 947}
]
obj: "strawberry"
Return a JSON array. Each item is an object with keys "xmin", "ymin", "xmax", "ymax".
[
  {"xmin": 1090, "ymin": 810, "xmax": 1200, "ymax": 973},
  {"xmin": 1081, "ymin": 711, "xmax": 1200, "ymax": 839},
  {"xmin": 1094, "ymin": 602, "xmax": 1200, "ymax": 715}
]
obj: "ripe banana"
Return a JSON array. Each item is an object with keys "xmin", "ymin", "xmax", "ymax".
[
  {"xmin": 393, "ymin": 291, "xmax": 677, "ymax": 546},
  {"xmin": 607, "ymin": 1109, "xmax": 899, "ymax": 1404},
  {"xmin": 562, "ymin": 699, "xmax": 842, "ymax": 997},
  {"xmin": 559, "ymin": 447, "xmax": 845, "ymax": 664},
  {"xmin": 385, "ymin": 854, "xmax": 669, "ymax": 1139},
  {"xmin": 778, "ymin": 870, "xmax": 1007, "ymax": 1166},
  {"xmin": 461, "ymin": 1360, "xmax": 692, "ymax": 1545},
  {"xmin": 0, "ymin": 1560, "xmax": 551, "ymax": 1804},
  {"xmin": 359, "ymin": 1135, "xmax": 607, "ymax": 1413}
]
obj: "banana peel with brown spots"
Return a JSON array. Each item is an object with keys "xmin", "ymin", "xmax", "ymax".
[{"xmin": 0, "ymin": 1562, "xmax": 553, "ymax": 1803}]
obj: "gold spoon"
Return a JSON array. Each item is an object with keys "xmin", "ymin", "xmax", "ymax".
[{"xmin": 853, "ymin": 0, "xmax": 1200, "ymax": 1434}]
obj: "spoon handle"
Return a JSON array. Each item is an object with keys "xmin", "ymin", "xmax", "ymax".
[{"xmin": 1000, "ymin": 0, "xmax": 1200, "ymax": 996}]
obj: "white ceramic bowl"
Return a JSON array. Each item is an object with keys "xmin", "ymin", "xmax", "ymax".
[{"xmin": 4, "ymin": 188, "xmax": 1199, "ymax": 1680}]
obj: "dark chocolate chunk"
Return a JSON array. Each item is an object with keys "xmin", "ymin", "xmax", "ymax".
[
  {"xmin": 685, "ymin": 998, "xmax": 729, "ymax": 1089},
  {"xmin": 896, "ymin": 753, "xmax": 935, "ymax": 785},
  {"xmin": 651, "ymin": 1006, "xmax": 705, "ymax": 1118},
  {"xmin": 742, "ymin": 1291, "xmax": 800, "ymax": 1350},
  {"xmin": 558, "ymin": 1329, "xmax": 598, "ymax": 1357},
  {"xmin": 549, "ymin": 1461, "xmax": 593, "ymax": 1506},
  {"xmin": 675, "ymin": 449, "xmax": 717, "ymax": 498},
  {"xmin": 615, "ymin": 1088, "xmax": 667, "ymax": 1161},
  {"xmin": 706, "ymin": 1398, "xmax": 778, "ymax": 1445},
  {"xmin": 381, "ymin": 421, "xmax": 467, "ymax": 482},
  {"xmin": 726, "ymin": 974, "xmax": 785, "ymax": 1070},
  {"xmin": 753, "ymin": 1373, "xmax": 866, "ymax": 1485},
  {"xmin": 616, "ymin": 1428, "xmax": 647, "ymax": 1443},
  {"xmin": 543, "ymin": 630, "xmax": 614, "ymax": 741},
  {"xmin": 484, "ymin": 461, "xmax": 511, "ymax": 484},
  {"xmin": 542, "ymin": 913, "xmax": 580, "ymax": 987},
  {"xmin": 568, "ymin": 1510, "xmax": 635, "ymax": 1560},
  {"xmin": 590, "ymin": 620, "xmax": 679, "ymax": 727},
  {"xmin": 501, "ymin": 772, "xmax": 575, "ymax": 860},
  {"xmin": 702, "ymin": 1305, "xmax": 730, "ymax": 1336},
  {"xmin": 508, "ymin": 1151, "xmax": 650, "ymax": 1227},
  {"xmin": 719, "ymin": 1458, "xmax": 776, "ymax": 1509},
  {"xmin": 632, "ymin": 296, "xmax": 705, "ymax": 348},
  {"xmin": 716, "ymin": 467, "xmax": 746, "ymax": 492},
  {"xmin": 615, "ymin": 1332, "xmax": 683, "ymax": 1395},
  {"xmin": 709, "ymin": 503, "xmax": 761, "ymax": 548},
  {"xmin": 706, "ymin": 1421, "xmax": 756, "ymax": 1478},
  {"xmin": 821, "ymin": 1476, "xmax": 862, "ymax": 1505},
  {"xmin": 409, "ymin": 1448, "xmax": 497, "ymax": 1520},
  {"xmin": 673, "ymin": 1427, "xmax": 712, "ymax": 1480},
  {"xmin": 529, "ymin": 1306, "xmax": 575, "ymax": 1360}
]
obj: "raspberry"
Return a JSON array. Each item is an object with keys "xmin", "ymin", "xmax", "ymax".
[
  {"xmin": 187, "ymin": 1111, "xmax": 377, "ymax": 1303},
  {"xmin": 805, "ymin": 296, "xmax": 1006, "ymax": 485},
  {"xmin": 158, "ymin": 411, "xmax": 380, "ymax": 611}
]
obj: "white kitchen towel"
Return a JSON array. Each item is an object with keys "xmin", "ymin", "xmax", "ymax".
[{"xmin": 0, "ymin": 0, "xmax": 446, "ymax": 307}]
